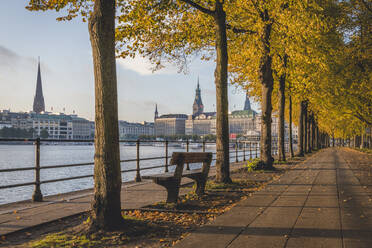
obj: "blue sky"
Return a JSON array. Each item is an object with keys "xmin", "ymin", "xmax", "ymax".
[{"xmin": 0, "ymin": 1, "xmax": 259, "ymax": 122}]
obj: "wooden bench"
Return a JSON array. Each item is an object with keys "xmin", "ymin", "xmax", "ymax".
[{"xmin": 142, "ymin": 152, "xmax": 212, "ymax": 203}]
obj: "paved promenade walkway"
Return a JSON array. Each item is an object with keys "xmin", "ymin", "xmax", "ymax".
[
  {"xmin": 175, "ymin": 148, "xmax": 372, "ymax": 248},
  {"xmin": 0, "ymin": 161, "xmax": 245, "ymax": 236}
]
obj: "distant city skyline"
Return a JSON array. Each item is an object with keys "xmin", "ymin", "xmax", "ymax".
[{"xmin": 0, "ymin": 1, "xmax": 259, "ymax": 122}]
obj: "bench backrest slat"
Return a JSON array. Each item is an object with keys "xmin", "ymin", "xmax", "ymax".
[{"xmin": 170, "ymin": 152, "xmax": 212, "ymax": 165}]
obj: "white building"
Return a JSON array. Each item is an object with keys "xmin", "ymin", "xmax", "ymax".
[
  {"xmin": 71, "ymin": 116, "xmax": 94, "ymax": 139},
  {"xmin": 0, "ymin": 110, "xmax": 94, "ymax": 140},
  {"xmin": 155, "ymin": 114, "xmax": 187, "ymax": 136},
  {"xmin": 119, "ymin": 121, "xmax": 154, "ymax": 139},
  {"xmin": 30, "ymin": 113, "xmax": 73, "ymax": 139}
]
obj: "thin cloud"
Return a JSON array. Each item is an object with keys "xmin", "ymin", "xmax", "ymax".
[
  {"xmin": 0, "ymin": 45, "xmax": 51, "ymax": 74},
  {"xmin": 117, "ymin": 56, "xmax": 177, "ymax": 75},
  {"xmin": 0, "ymin": 45, "xmax": 23, "ymax": 70}
]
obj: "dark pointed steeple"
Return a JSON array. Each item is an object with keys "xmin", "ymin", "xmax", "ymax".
[
  {"xmin": 193, "ymin": 77, "xmax": 204, "ymax": 116},
  {"xmin": 33, "ymin": 58, "xmax": 45, "ymax": 113},
  {"xmin": 244, "ymin": 91, "xmax": 251, "ymax": 111},
  {"xmin": 154, "ymin": 104, "xmax": 159, "ymax": 120}
]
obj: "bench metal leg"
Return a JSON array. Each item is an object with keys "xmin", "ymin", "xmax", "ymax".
[
  {"xmin": 195, "ymin": 178, "xmax": 207, "ymax": 196},
  {"xmin": 185, "ymin": 175, "xmax": 207, "ymax": 197},
  {"xmin": 155, "ymin": 179, "xmax": 181, "ymax": 203},
  {"xmin": 165, "ymin": 185, "xmax": 180, "ymax": 203}
]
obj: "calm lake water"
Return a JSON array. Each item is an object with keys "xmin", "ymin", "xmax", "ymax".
[{"xmin": 0, "ymin": 143, "xmax": 254, "ymax": 205}]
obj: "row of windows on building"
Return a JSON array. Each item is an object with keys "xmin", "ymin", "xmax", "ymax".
[
  {"xmin": 154, "ymin": 112, "xmax": 298, "ymax": 139},
  {"xmin": 1, "ymin": 110, "xmax": 298, "ymax": 140},
  {"xmin": 0, "ymin": 110, "xmax": 156, "ymax": 140},
  {"xmin": 0, "ymin": 110, "xmax": 93, "ymax": 140}
]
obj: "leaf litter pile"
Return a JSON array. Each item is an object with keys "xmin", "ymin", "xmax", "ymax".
[{"xmin": 1, "ymin": 166, "xmax": 287, "ymax": 248}]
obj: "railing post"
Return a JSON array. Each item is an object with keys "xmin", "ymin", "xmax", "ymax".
[
  {"xmin": 186, "ymin": 139, "xmax": 190, "ymax": 170},
  {"xmin": 243, "ymin": 142, "xmax": 246, "ymax": 161},
  {"xmin": 32, "ymin": 138, "xmax": 43, "ymax": 202},
  {"xmin": 165, "ymin": 140, "xmax": 169, "ymax": 172},
  {"xmin": 255, "ymin": 142, "xmax": 258, "ymax": 158},
  {"xmin": 250, "ymin": 142, "xmax": 252, "ymax": 161},
  {"xmin": 235, "ymin": 141, "xmax": 238, "ymax": 162},
  {"xmin": 135, "ymin": 139, "xmax": 141, "ymax": 182},
  {"xmin": 202, "ymin": 139, "xmax": 206, "ymax": 152}
]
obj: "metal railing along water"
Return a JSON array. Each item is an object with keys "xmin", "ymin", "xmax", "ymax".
[{"xmin": 0, "ymin": 138, "xmax": 265, "ymax": 203}]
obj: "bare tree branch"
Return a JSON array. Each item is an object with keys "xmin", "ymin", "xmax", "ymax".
[
  {"xmin": 354, "ymin": 113, "xmax": 372, "ymax": 126},
  {"xmin": 226, "ymin": 24, "xmax": 257, "ymax": 34},
  {"xmin": 249, "ymin": 0, "xmax": 263, "ymax": 19},
  {"xmin": 180, "ymin": 0, "xmax": 215, "ymax": 15}
]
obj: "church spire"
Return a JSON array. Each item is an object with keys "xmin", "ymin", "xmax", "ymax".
[
  {"xmin": 244, "ymin": 91, "xmax": 251, "ymax": 111},
  {"xmin": 154, "ymin": 104, "xmax": 159, "ymax": 119},
  {"xmin": 33, "ymin": 58, "xmax": 45, "ymax": 113},
  {"xmin": 193, "ymin": 77, "xmax": 204, "ymax": 116}
]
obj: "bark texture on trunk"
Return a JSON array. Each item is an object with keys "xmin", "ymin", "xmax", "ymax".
[
  {"xmin": 311, "ymin": 116, "xmax": 315, "ymax": 150},
  {"xmin": 259, "ymin": 10, "xmax": 274, "ymax": 168},
  {"xmin": 214, "ymin": 1, "xmax": 231, "ymax": 183},
  {"xmin": 289, "ymin": 95, "xmax": 294, "ymax": 158},
  {"xmin": 316, "ymin": 126, "xmax": 319, "ymax": 149},
  {"xmin": 360, "ymin": 134, "xmax": 365, "ymax": 149},
  {"xmin": 278, "ymin": 55, "xmax": 287, "ymax": 161},
  {"xmin": 298, "ymin": 101, "xmax": 305, "ymax": 156},
  {"xmin": 88, "ymin": 0, "xmax": 123, "ymax": 230},
  {"xmin": 303, "ymin": 102, "xmax": 308, "ymax": 153},
  {"xmin": 308, "ymin": 113, "xmax": 312, "ymax": 153}
]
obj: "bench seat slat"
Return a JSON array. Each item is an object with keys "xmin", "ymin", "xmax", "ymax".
[
  {"xmin": 142, "ymin": 172, "xmax": 174, "ymax": 179},
  {"xmin": 182, "ymin": 169, "xmax": 203, "ymax": 176},
  {"xmin": 142, "ymin": 169, "xmax": 203, "ymax": 180},
  {"xmin": 170, "ymin": 152, "xmax": 212, "ymax": 164}
]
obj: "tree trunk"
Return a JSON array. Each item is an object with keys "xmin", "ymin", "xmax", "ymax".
[
  {"xmin": 303, "ymin": 102, "xmax": 308, "ymax": 153},
  {"xmin": 298, "ymin": 101, "xmax": 305, "ymax": 156},
  {"xmin": 328, "ymin": 134, "xmax": 330, "ymax": 147},
  {"xmin": 88, "ymin": 0, "xmax": 123, "ymax": 230},
  {"xmin": 214, "ymin": 1, "xmax": 231, "ymax": 183},
  {"xmin": 289, "ymin": 94, "xmax": 294, "ymax": 158},
  {"xmin": 316, "ymin": 125, "xmax": 320, "ymax": 150},
  {"xmin": 259, "ymin": 11, "xmax": 274, "ymax": 168},
  {"xmin": 360, "ymin": 134, "xmax": 365, "ymax": 149},
  {"xmin": 278, "ymin": 55, "xmax": 287, "ymax": 161},
  {"xmin": 313, "ymin": 118, "xmax": 316, "ymax": 149},
  {"xmin": 308, "ymin": 113, "xmax": 312, "ymax": 153},
  {"xmin": 313, "ymin": 121, "xmax": 316, "ymax": 150}
]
